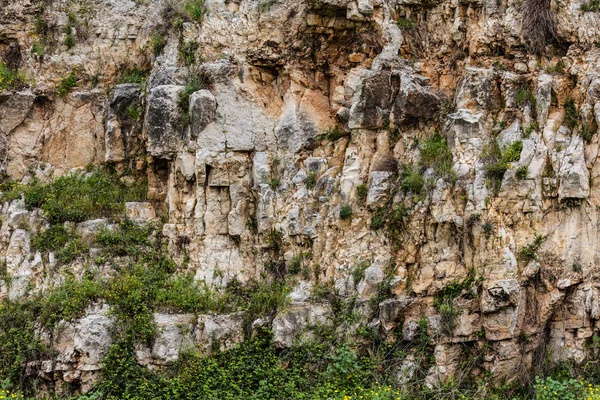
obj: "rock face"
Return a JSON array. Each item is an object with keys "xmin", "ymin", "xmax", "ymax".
[{"xmin": 4, "ymin": 0, "xmax": 600, "ymax": 395}]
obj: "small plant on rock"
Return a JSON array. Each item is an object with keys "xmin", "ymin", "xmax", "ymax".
[
  {"xmin": 356, "ymin": 184, "xmax": 368, "ymax": 204},
  {"xmin": 516, "ymin": 166, "xmax": 529, "ymax": 180},
  {"xmin": 305, "ymin": 172, "xmax": 317, "ymax": 190},
  {"xmin": 57, "ymin": 69, "xmax": 78, "ymax": 97},
  {"xmin": 339, "ymin": 204, "xmax": 353, "ymax": 220}
]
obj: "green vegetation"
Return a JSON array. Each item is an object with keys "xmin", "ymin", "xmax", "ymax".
[
  {"xmin": 57, "ymin": 69, "xmax": 78, "ymax": 97},
  {"xmin": 352, "ymin": 261, "xmax": 370, "ymax": 285},
  {"xmin": 401, "ymin": 164, "xmax": 425, "ymax": 195},
  {"xmin": 482, "ymin": 141, "xmax": 523, "ymax": 194},
  {"xmin": 356, "ymin": 183, "xmax": 368, "ymax": 204},
  {"xmin": 520, "ymin": 234, "xmax": 548, "ymax": 261},
  {"xmin": 482, "ymin": 222, "xmax": 494, "ymax": 238},
  {"xmin": 396, "ymin": 18, "xmax": 415, "ymax": 29},
  {"xmin": 515, "ymin": 84, "xmax": 536, "ymax": 109},
  {"xmin": 545, "ymin": 59, "xmax": 566, "ymax": 74},
  {"xmin": 0, "ymin": 63, "xmax": 24, "ymax": 91},
  {"xmin": 185, "ymin": 0, "xmax": 205, "ymax": 22},
  {"xmin": 516, "ymin": 166, "xmax": 529, "ymax": 180},
  {"xmin": 64, "ymin": 25, "xmax": 76, "ymax": 49},
  {"xmin": 177, "ymin": 73, "xmax": 206, "ymax": 123},
  {"xmin": 259, "ymin": 0, "xmax": 278, "ymax": 12},
  {"xmin": 582, "ymin": 0, "xmax": 600, "ymax": 11},
  {"xmin": 564, "ymin": 98, "xmax": 579, "ymax": 129},
  {"xmin": 524, "ymin": 121, "xmax": 537, "ymax": 138},
  {"xmin": 317, "ymin": 125, "xmax": 348, "ymax": 142},
  {"xmin": 288, "ymin": 252, "xmax": 310, "ymax": 275},
  {"xmin": 582, "ymin": 124, "xmax": 595, "ymax": 142},
  {"xmin": 118, "ymin": 67, "xmax": 148, "ymax": 84},
  {"xmin": 31, "ymin": 41, "xmax": 45, "ymax": 56},
  {"xmin": 305, "ymin": 172, "xmax": 317, "ymax": 189},
  {"xmin": 340, "ymin": 203, "xmax": 353, "ymax": 220},
  {"xmin": 124, "ymin": 104, "xmax": 142, "ymax": 121},
  {"xmin": 2, "ymin": 168, "xmax": 146, "ymax": 224},
  {"xmin": 149, "ymin": 31, "xmax": 167, "ymax": 56},
  {"xmin": 179, "ymin": 40, "xmax": 199, "ymax": 65},
  {"xmin": 419, "ymin": 132, "xmax": 455, "ymax": 183}
]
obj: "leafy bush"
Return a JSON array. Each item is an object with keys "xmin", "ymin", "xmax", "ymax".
[
  {"xmin": 177, "ymin": 73, "xmax": 206, "ymax": 123},
  {"xmin": 582, "ymin": 0, "xmax": 600, "ymax": 11},
  {"xmin": 57, "ymin": 70, "xmax": 78, "ymax": 97},
  {"xmin": 305, "ymin": 172, "xmax": 317, "ymax": 189},
  {"xmin": 64, "ymin": 25, "xmax": 76, "ymax": 48},
  {"xmin": 317, "ymin": 126, "xmax": 348, "ymax": 141},
  {"xmin": 119, "ymin": 67, "xmax": 147, "ymax": 84},
  {"xmin": 356, "ymin": 184, "xmax": 368, "ymax": 204},
  {"xmin": 483, "ymin": 141, "xmax": 523, "ymax": 193},
  {"xmin": 420, "ymin": 132, "xmax": 455, "ymax": 183},
  {"xmin": 515, "ymin": 84, "xmax": 536, "ymax": 109},
  {"xmin": 0, "ymin": 63, "xmax": 24, "ymax": 91},
  {"xmin": 149, "ymin": 31, "xmax": 167, "ymax": 56},
  {"xmin": 0, "ymin": 302, "xmax": 45, "ymax": 391},
  {"xmin": 564, "ymin": 98, "xmax": 579, "ymax": 129},
  {"xmin": 339, "ymin": 204, "xmax": 353, "ymax": 220},
  {"xmin": 520, "ymin": 234, "xmax": 547, "ymax": 261},
  {"xmin": 179, "ymin": 40, "xmax": 199, "ymax": 65},
  {"xmin": 17, "ymin": 169, "xmax": 146, "ymax": 224},
  {"xmin": 185, "ymin": 0, "xmax": 205, "ymax": 22},
  {"xmin": 533, "ymin": 376, "xmax": 584, "ymax": 400},
  {"xmin": 516, "ymin": 166, "xmax": 529, "ymax": 180},
  {"xmin": 396, "ymin": 18, "xmax": 415, "ymax": 29},
  {"xmin": 401, "ymin": 164, "xmax": 424, "ymax": 194}
]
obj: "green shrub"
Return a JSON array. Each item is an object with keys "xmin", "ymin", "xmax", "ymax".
[
  {"xmin": 352, "ymin": 262, "xmax": 369, "ymax": 285},
  {"xmin": 177, "ymin": 74, "xmax": 206, "ymax": 123},
  {"xmin": 356, "ymin": 184, "xmax": 368, "ymax": 204},
  {"xmin": 516, "ymin": 84, "xmax": 536, "ymax": 109},
  {"xmin": 564, "ymin": 98, "xmax": 579, "ymax": 129},
  {"xmin": 0, "ymin": 63, "xmax": 24, "ymax": 91},
  {"xmin": 370, "ymin": 208, "xmax": 386, "ymax": 230},
  {"xmin": 288, "ymin": 253, "xmax": 306, "ymax": 275},
  {"xmin": 520, "ymin": 234, "xmax": 547, "ymax": 261},
  {"xmin": 524, "ymin": 121, "xmax": 536, "ymax": 138},
  {"xmin": 269, "ymin": 177, "xmax": 281, "ymax": 190},
  {"xmin": 582, "ymin": 0, "xmax": 600, "ymax": 11},
  {"xmin": 95, "ymin": 220, "xmax": 152, "ymax": 258},
  {"xmin": 0, "ymin": 301, "xmax": 45, "ymax": 391},
  {"xmin": 185, "ymin": 0, "xmax": 205, "ymax": 22},
  {"xmin": 317, "ymin": 126, "xmax": 348, "ymax": 141},
  {"xmin": 396, "ymin": 18, "xmax": 414, "ymax": 29},
  {"xmin": 12, "ymin": 168, "xmax": 147, "ymax": 224},
  {"xmin": 516, "ymin": 166, "xmax": 529, "ymax": 180},
  {"xmin": 57, "ymin": 70, "xmax": 78, "ymax": 97},
  {"xmin": 259, "ymin": 0, "xmax": 278, "ymax": 12},
  {"xmin": 339, "ymin": 204, "xmax": 353, "ymax": 220},
  {"xmin": 149, "ymin": 31, "xmax": 167, "ymax": 56},
  {"xmin": 305, "ymin": 172, "xmax": 317, "ymax": 189},
  {"xmin": 483, "ymin": 141, "xmax": 523, "ymax": 193},
  {"xmin": 64, "ymin": 25, "xmax": 76, "ymax": 48},
  {"xmin": 420, "ymin": 132, "xmax": 455, "ymax": 182},
  {"xmin": 179, "ymin": 40, "xmax": 199, "ymax": 65},
  {"xmin": 582, "ymin": 124, "xmax": 595, "ymax": 142},
  {"xmin": 40, "ymin": 273, "xmax": 103, "ymax": 326},
  {"xmin": 31, "ymin": 41, "xmax": 45, "ymax": 56},
  {"xmin": 124, "ymin": 105, "xmax": 142, "ymax": 121},
  {"xmin": 119, "ymin": 67, "xmax": 147, "ymax": 84},
  {"xmin": 401, "ymin": 165, "xmax": 424, "ymax": 194},
  {"xmin": 32, "ymin": 224, "xmax": 71, "ymax": 252},
  {"xmin": 533, "ymin": 376, "xmax": 584, "ymax": 400}
]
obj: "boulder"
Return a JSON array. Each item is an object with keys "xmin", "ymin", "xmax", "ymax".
[{"xmin": 146, "ymin": 85, "xmax": 186, "ymax": 159}]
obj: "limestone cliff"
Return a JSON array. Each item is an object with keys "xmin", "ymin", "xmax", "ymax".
[{"xmin": 1, "ymin": 0, "xmax": 600, "ymax": 397}]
